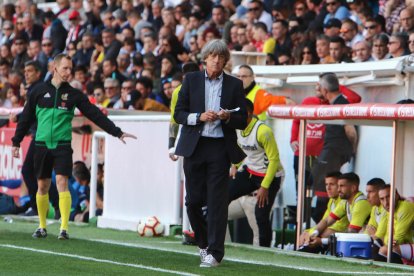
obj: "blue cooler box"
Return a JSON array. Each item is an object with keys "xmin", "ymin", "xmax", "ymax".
[{"xmin": 335, "ymin": 233, "xmax": 371, "ymax": 259}]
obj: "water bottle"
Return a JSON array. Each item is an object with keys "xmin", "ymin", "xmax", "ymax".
[{"xmin": 3, "ymin": 216, "xmax": 13, "ymax": 223}]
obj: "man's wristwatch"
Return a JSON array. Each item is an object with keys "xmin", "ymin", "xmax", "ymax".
[{"xmin": 196, "ymin": 113, "xmax": 201, "ymax": 124}]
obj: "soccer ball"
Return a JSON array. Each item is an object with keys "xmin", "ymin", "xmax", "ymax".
[{"xmin": 137, "ymin": 216, "xmax": 164, "ymax": 237}]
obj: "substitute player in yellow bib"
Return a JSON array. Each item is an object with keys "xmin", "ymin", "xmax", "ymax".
[
  {"xmin": 228, "ymin": 99, "xmax": 283, "ymax": 247},
  {"xmin": 308, "ymin": 173, "xmax": 371, "ymax": 250},
  {"xmin": 298, "ymin": 171, "xmax": 348, "ymax": 251},
  {"xmin": 374, "ymin": 185, "xmax": 414, "ymax": 263}
]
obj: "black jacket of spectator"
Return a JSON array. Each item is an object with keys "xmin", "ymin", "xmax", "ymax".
[
  {"xmin": 50, "ymin": 19, "xmax": 68, "ymax": 52},
  {"xmin": 104, "ymin": 40, "xmax": 122, "ymax": 61}
]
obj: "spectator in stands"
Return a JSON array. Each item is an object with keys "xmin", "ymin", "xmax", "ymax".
[
  {"xmin": 353, "ymin": 40, "xmax": 374, "ymax": 62},
  {"xmin": 272, "ymin": 20, "xmax": 292, "ymax": 60},
  {"xmin": 308, "ymin": 173, "xmax": 371, "ymax": 251},
  {"xmin": 300, "ymin": 42, "xmax": 319, "ymax": 65},
  {"xmin": 70, "ymin": 161, "xmax": 91, "ymax": 223},
  {"xmin": 298, "ymin": 172, "xmax": 348, "ymax": 250},
  {"xmin": 363, "ymin": 17, "xmax": 383, "ymax": 42},
  {"xmin": 65, "ymin": 10, "xmax": 85, "ymax": 51},
  {"xmin": 381, "ymin": 0, "xmax": 406, "ymax": 34},
  {"xmin": 116, "ymin": 53, "xmax": 131, "ymax": 78},
  {"xmin": 120, "ymin": 79, "xmax": 135, "ymax": 108},
  {"xmin": 0, "ymin": 20, "xmax": 15, "ymax": 46},
  {"xmin": 23, "ymin": 13, "xmax": 43, "ymax": 42},
  {"xmin": 310, "ymin": 73, "xmax": 358, "ymax": 221},
  {"xmin": 136, "ymin": 76, "xmax": 164, "ymax": 106},
  {"xmin": 365, "ymin": 178, "xmax": 386, "ymax": 239},
  {"xmin": 388, "ymin": 33, "xmax": 410, "ymax": 58},
  {"xmin": 73, "ymin": 65, "xmax": 88, "ymax": 93},
  {"xmin": 102, "ymin": 59, "xmax": 126, "ymax": 84},
  {"xmin": 323, "ymin": 0, "xmax": 350, "ymax": 24},
  {"xmin": 375, "ymin": 185, "xmax": 414, "ymax": 264},
  {"xmin": 102, "ymin": 28, "xmax": 122, "ymax": 61},
  {"xmin": 207, "ymin": 4, "xmax": 227, "ymax": 36},
  {"xmin": 150, "ymin": 0, "xmax": 164, "ymax": 32},
  {"xmin": 372, "ymin": 34, "xmax": 390, "ymax": 60},
  {"xmin": 188, "ymin": 35, "xmax": 201, "ymax": 64},
  {"xmin": 0, "ymin": 44, "xmax": 13, "ymax": 65},
  {"xmin": 104, "ymin": 78, "xmax": 121, "ymax": 108},
  {"xmin": 235, "ymin": 25, "xmax": 249, "ymax": 51},
  {"xmin": 126, "ymin": 89, "xmax": 169, "ymax": 112},
  {"xmin": 66, "ymin": 42, "xmax": 77, "ymax": 58},
  {"xmin": 12, "ymin": 36, "xmax": 30, "ymax": 73},
  {"xmin": 247, "ymin": 0, "xmax": 272, "ymax": 32},
  {"xmin": 329, "ymin": 36, "xmax": 353, "ymax": 63},
  {"xmin": 93, "ymin": 85, "xmax": 108, "ymax": 107},
  {"xmin": 252, "ymin": 22, "xmax": 275, "ymax": 54},
  {"xmin": 162, "ymin": 7, "xmax": 185, "ymax": 41},
  {"xmin": 323, "ymin": 18, "xmax": 342, "ymax": 38},
  {"xmin": 228, "ymin": 99, "xmax": 283, "ymax": 247},
  {"xmin": 316, "ymin": 34, "xmax": 333, "ymax": 64},
  {"xmin": 340, "ymin": 19, "xmax": 364, "ymax": 48},
  {"xmin": 38, "ymin": 38, "xmax": 57, "ymax": 72},
  {"xmin": 277, "ymin": 51, "xmax": 292, "ymax": 65},
  {"xmin": 398, "ymin": 8, "xmax": 414, "ymax": 33},
  {"xmin": 28, "ymin": 40, "xmax": 41, "ymax": 61},
  {"xmin": 72, "ymin": 33, "xmax": 94, "ymax": 67}
]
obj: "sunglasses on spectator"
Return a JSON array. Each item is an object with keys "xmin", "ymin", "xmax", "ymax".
[
  {"xmin": 42, "ymin": 43, "xmax": 52, "ymax": 47},
  {"xmin": 16, "ymin": 22, "xmax": 23, "ymax": 25},
  {"xmin": 248, "ymin": 7, "xmax": 260, "ymax": 12},
  {"xmin": 295, "ymin": 6, "xmax": 305, "ymax": 11},
  {"xmin": 409, "ymin": 40, "xmax": 414, "ymax": 44},
  {"xmin": 365, "ymin": 25, "xmax": 377, "ymax": 30},
  {"xmin": 326, "ymin": 1, "xmax": 337, "ymax": 6}
]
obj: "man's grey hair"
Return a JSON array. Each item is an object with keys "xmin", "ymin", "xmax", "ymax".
[
  {"xmin": 319, "ymin": 72, "xmax": 339, "ymax": 92},
  {"xmin": 104, "ymin": 78, "xmax": 120, "ymax": 88},
  {"xmin": 200, "ymin": 39, "xmax": 230, "ymax": 63}
]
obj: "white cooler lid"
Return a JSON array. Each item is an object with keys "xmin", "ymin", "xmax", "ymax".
[{"xmin": 335, "ymin": 233, "xmax": 371, "ymax": 242}]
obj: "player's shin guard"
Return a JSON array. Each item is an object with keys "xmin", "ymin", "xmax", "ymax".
[
  {"xmin": 36, "ymin": 193, "xmax": 49, "ymax": 229},
  {"xmin": 59, "ymin": 191, "xmax": 71, "ymax": 231}
]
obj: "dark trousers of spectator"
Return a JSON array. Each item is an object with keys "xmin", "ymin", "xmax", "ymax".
[
  {"xmin": 184, "ymin": 137, "xmax": 229, "ymax": 262},
  {"xmin": 228, "ymin": 168, "xmax": 280, "ymax": 247},
  {"xmin": 311, "ymin": 147, "xmax": 350, "ymax": 222},
  {"xmin": 22, "ymin": 138, "xmax": 59, "ymax": 212}
]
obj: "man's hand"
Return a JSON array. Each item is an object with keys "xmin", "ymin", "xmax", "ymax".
[
  {"xmin": 9, "ymin": 113, "xmax": 17, "ymax": 123},
  {"xmin": 169, "ymin": 147, "xmax": 179, "ymax": 161},
  {"xmin": 290, "ymin": 141, "xmax": 299, "ymax": 152},
  {"xmin": 229, "ymin": 165, "xmax": 237, "ymax": 179},
  {"xmin": 200, "ymin": 110, "xmax": 218, "ymax": 122},
  {"xmin": 217, "ymin": 109, "xmax": 230, "ymax": 121},
  {"xmin": 12, "ymin": 146, "xmax": 20, "ymax": 158},
  {"xmin": 119, "ymin": 132, "xmax": 137, "ymax": 144},
  {"xmin": 309, "ymin": 236, "xmax": 322, "ymax": 248},
  {"xmin": 256, "ymin": 187, "xmax": 269, "ymax": 208},
  {"xmin": 285, "ymin": 98, "xmax": 296, "ymax": 105}
]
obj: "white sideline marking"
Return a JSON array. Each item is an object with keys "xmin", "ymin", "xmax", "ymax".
[
  {"xmin": 0, "ymin": 244, "xmax": 198, "ymax": 276},
  {"xmin": 91, "ymin": 239, "xmax": 414, "ymax": 275}
]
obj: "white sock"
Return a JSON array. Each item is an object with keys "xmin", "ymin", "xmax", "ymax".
[{"xmin": 399, "ymin": 244, "xmax": 414, "ymax": 261}]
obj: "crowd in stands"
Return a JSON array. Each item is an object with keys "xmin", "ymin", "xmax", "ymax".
[{"xmin": 0, "ymin": 0, "xmax": 414, "ymax": 110}]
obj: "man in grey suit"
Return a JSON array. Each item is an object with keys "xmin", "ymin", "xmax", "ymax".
[{"xmin": 174, "ymin": 39, "xmax": 247, "ymax": 267}]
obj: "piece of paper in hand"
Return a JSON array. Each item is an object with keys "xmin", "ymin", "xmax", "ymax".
[{"xmin": 220, "ymin": 107, "xmax": 240, "ymax": 113}]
